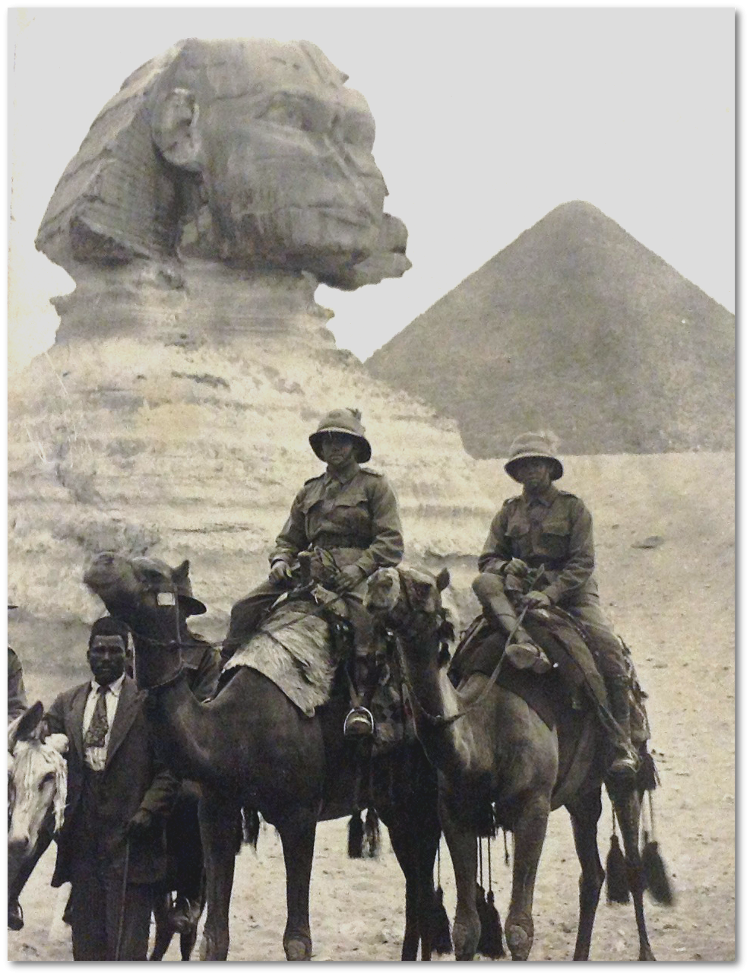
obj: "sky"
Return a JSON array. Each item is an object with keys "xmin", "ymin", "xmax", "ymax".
[{"xmin": 6, "ymin": 4, "xmax": 736, "ymax": 373}]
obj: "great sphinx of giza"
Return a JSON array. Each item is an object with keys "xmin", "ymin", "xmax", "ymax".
[
  {"xmin": 36, "ymin": 37, "xmax": 411, "ymax": 340},
  {"xmin": 11, "ymin": 37, "xmax": 492, "ymax": 628}
]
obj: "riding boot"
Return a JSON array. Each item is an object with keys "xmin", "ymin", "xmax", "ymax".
[
  {"xmin": 605, "ymin": 677, "xmax": 639, "ymax": 778},
  {"xmin": 343, "ymin": 637, "xmax": 375, "ymax": 738},
  {"xmin": 482, "ymin": 594, "xmax": 551, "ymax": 675}
]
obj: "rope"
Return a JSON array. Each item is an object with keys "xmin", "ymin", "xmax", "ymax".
[
  {"xmin": 487, "ymin": 837, "xmax": 493, "ymax": 894},
  {"xmin": 478, "ymin": 837, "xmax": 484, "ymax": 887},
  {"xmin": 503, "ymin": 830, "xmax": 510, "ymax": 866},
  {"xmin": 394, "ymin": 568, "xmax": 544, "ymax": 728}
]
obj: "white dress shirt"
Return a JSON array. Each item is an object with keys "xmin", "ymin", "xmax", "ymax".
[{"xmin": 82, "ymin": 673, "xmax": 125, "ymax": 771}]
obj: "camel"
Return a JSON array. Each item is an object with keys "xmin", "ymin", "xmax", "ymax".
[
  {"xmin": 83, "ymin": 551, "xmax": 442, "ymax": 961},
  {"xmin": 365, "ymin": 565, "xmax": 663, "ymax": 962}
]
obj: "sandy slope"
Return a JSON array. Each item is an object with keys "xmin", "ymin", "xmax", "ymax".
[{"xmin": 8, "ymin": 452, "xmax": 734, "ymax": 962}]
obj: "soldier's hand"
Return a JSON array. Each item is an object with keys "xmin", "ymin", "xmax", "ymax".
[
  {"xmin": 126, "ymin": 808, "xmax": 154, "ymax": 839},
  {"xmin": 505, "ymin": 558, "xmax": 528, "ymax": 577},
  {"xmin": 520, "ymin": 590, "xmax": 552, "ymax": 609},
  {"xmin": 332, "ymin": 565, "xmax": 365, "ymax": 593},
  {"xmin": 268, "ymin": 560, "xmax": 292, "ymax": 584}
]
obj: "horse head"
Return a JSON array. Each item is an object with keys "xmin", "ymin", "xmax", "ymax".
[{"xmin": 8, "ymin": 702, "xmax": 68, "ymax": 873}]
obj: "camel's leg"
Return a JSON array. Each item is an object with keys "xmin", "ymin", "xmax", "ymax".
[
  {"xmin": 505, "ymin": 793, "xmax": 551, "ymax": 961},
  {"xmin": 439, "ymin": 797, "xmax": 480, "ymax": 961},
  {"xmin": 180, "ymin": 924, "xmax": 199, "ymax": 961},
  {"xmin": 198, "ymin": 789, "xmax": 238, "ymax": 961},
  {"xmin": 567, "ymin": 789, "xmax": 605, "ymax": 961},
  {"xmin": 387, "ymin": 815, "xmax": 440, "ymax": 960},
  {"xmin": 149, "ymin": 893, "xmax": 173, "ymax": 961},
  {"xmin": 611, "ymin": 785, "xmax": 655, "ymax": 961},
  {"xmin": 277, "ymin": 807, "xmax": 318, "ymax": 961}
]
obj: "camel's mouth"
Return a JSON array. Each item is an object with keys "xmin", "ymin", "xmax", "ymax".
[{"xmin": 364, "ymin": 568, "xmax": 401, "ymax": 615}]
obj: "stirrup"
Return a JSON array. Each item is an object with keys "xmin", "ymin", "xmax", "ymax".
[
  {"xmin": 343, "ymin": 706, "xmax": 375, "ymax": 738},
  {"xmin": 505, "ymin": 642, "xmax": 552, "ymax": 674}
]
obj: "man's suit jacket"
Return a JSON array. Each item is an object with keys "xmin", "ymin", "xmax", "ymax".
[{"xmin": 46, "ymin": 674, "xmax": 178, "ymax": 887}]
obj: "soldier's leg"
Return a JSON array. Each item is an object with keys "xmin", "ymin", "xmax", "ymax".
[
  {"xmin": 223, "ymin": 578, "xmax": 288, "ymax": 658},
  {"xmin": 472, "ymin": 572, "xmax": 550, "ymax": 673},
  {"xmin": 568, "ymin": 603, "xmax": 638, "ymax": 777}
]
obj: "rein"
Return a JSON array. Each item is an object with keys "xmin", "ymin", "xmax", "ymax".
[{"xmin": 391, "ymin": 569, "xmax": 539, "ymax": 728}]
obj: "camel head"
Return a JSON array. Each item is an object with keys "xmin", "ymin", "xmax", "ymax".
[
  {"xmin": 84, "ymin": 551, "xmax": 191, "ymax": 614},
  {"xmin": 366, "ymin": 566, "xmax": 454, "ymax": 665}
]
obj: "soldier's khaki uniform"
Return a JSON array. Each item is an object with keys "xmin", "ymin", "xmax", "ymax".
[
  {"xmin": 225, "ymin": 459, "xmax": 403, "ymax": 653},
  {"xmin": 478, "ymin": 483, "xmax": 627, "ymax": 681}
]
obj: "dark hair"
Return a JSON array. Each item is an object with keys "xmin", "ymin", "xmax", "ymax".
[{"xmin": 88, "ymin": 616, "xmax": 131, "ymax": 649}]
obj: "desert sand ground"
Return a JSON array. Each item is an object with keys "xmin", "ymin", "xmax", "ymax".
[{"xmin": 8, "ymin": 453, "xmax": 734, "ymax": 962}]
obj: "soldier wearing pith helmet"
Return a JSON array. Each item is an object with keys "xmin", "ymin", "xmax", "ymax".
[
  {"xmin": 223, "ymin": 408, "xmax": 404, "ymax": 736},
  {"xmin": 473, "ymin": 431, "xmax": 639, "ymax": 778}
]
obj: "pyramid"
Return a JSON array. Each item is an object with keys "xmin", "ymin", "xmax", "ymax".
[{"xmin": 367, "ymin": 201, "xmax": 735, "ymax": 456}]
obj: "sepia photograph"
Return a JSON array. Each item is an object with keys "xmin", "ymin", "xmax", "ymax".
[{"xmin": 7, "ymin": 5, "xmax": 734, "ymax": 963}]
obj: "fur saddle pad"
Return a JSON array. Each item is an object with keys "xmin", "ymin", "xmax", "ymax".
[
  {"xmin": 222, "ymin": 596, "xmax": 416, "ymax": 753},
  {"xmin": 223, "ymin": 600, "xmax": 337, "ymax": 718}
]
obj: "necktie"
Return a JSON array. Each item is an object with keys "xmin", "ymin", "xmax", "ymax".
[{"xmin": 84, "ymin": 685, "xmax": 109, "ymax": 749}]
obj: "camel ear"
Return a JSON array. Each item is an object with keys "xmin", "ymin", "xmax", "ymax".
[
  {"xmin": 173, "ymin": 559, "xmax": 190, "ymax": 584},
  {"xmin": 435, "ymin": 568, "xmax": 451, "ymax": 592},
  {"xmin": 151, "ymin": 87, "xmax": 203, "ymax": 172}
]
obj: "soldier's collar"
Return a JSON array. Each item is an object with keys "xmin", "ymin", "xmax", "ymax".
[
  {"xmin": 324, "ymin": 459, "xmax": 361, "ymax": 484},
  {"xmin": 522, "ymin": 484, "xmax": 558, "ymax": 507}
]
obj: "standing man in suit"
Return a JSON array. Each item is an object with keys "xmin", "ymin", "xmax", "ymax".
[{"xmin": 45, "ymin": 617, "xmax": 178, "ymax": 960}]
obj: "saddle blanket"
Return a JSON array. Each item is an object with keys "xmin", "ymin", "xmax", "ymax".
[
  {"xmin": 222, "ymin": 597, "xmax": 416, "ymax": 753},
  {"xmin": 223, "ymin": 601, "xmax": 336, "ymax": 718}
]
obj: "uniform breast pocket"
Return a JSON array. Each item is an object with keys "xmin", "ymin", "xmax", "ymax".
[
  {"xmin": 539, "ymin": 522, "xmax": 569, "ymax": 560},
  {"xmin": 331, "ymin": 488, "xmax": 370, "ymax": 531}
]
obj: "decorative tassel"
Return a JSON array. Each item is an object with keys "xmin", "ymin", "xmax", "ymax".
[
  {"xmin": 432, "ymin": 886, "xmax": 453, "ymax": 955},
  {"xmin": 480, "ymin": 889, "xmax": 505, "ymax": 958},
  {"xmin": 642, "ymin": 833, "xmax": 675, "ymax": 905},
  {"xmin": 364, "ymin": 808, "xmax": 381, "ymax": 858},
  {"xmin": 241, "ymin": 806, "xmax": 260, "ymax": 848},
  {"xmin": 605, "ymin": 832, "xmax": 631, "ymax": 904},
  {"xmin": 476, "ymin": 882, "xmax": 491, "ymax": 955},
  {"xmin": 347, "ymin": 812, "xmax": 364, "ymax": 858}
]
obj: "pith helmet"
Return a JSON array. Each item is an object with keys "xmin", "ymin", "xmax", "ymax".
[
  {"xmin": 504, "ymin": 432, "xmax": 563, "ymax": 482},
  {"xmin": 309, "ymin": 408, "xmax": 372, "ymax": 463},
  {"xmin": 174, "ymin": 574, "xmax": 207, "ymax": 617}
]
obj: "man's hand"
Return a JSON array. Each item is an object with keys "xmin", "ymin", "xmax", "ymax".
[
  {"xmin": 520, "ymin": 590, "xmax": 552, "ymax": 609},
  {"xmin": 126, "ymin": 808, "xmax": 154, "ymax": 839},
  {"xmin": 332, "ymin": 565, "xmax": 365, "ymax": 593},
  {"xmin": 268, "ymin": 559, "xmax": 292, "ymax": 584},
  {"xmin": 504, "ymin": 558, "xmax": 528, "ymax": 577}
]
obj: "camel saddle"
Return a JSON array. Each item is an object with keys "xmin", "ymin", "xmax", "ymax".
[
  {"xmin": 449, "ymin": 609, "xmax": 650, "ymax": 746},
  {"xmin": 222, "ymin": 586, "xmax": 414, "ymax": 754}
]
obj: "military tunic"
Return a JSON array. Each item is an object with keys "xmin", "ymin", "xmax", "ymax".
[
  {"xmin": 478, "ymin": 484, "xmax": 598, "ymax": 606},
  {"xmin": 225, "ymin": 460, "xmax": 403, "ymax": 653},
  {"xmin": 478, "ymin": 483, "xmax": 627, "ymax": 680},
  {"xmin": 269, "ymin": 462, "xmax": 403, "ymax": 576}
]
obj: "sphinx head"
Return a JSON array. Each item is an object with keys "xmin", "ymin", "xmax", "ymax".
[{"xmin": 37, "ymin": 37, "xmax": 409, "ymax": 289}]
